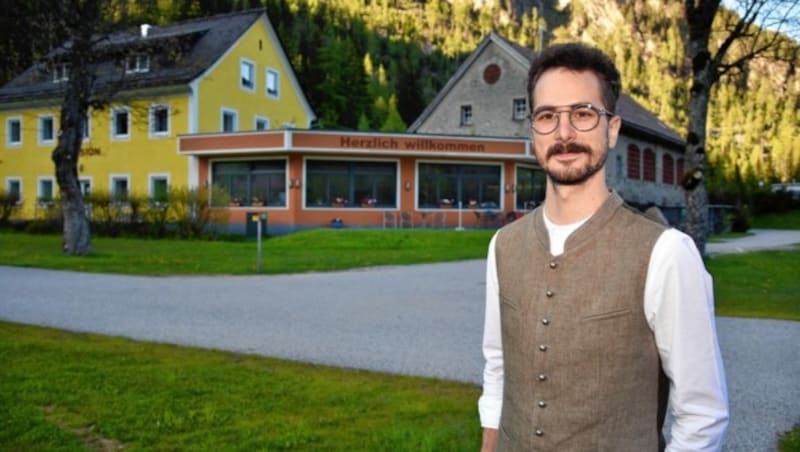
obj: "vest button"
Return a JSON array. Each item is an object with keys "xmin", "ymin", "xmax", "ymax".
[
  {"xmin": 538, "ymin": 344, "xmax": 548, "ymax": 351},
  {"xmin": 545, "ymin": 289, "xmax": 554, "ymax": 297},
  {"xmin": 538, "ymin": 400, "xmax": 547, "ymax": 408},
  {"xmin": 535, "ymin": 429, "xmax": 544, "ymax": 436},
  {"xmin": 541, "ymin": 318, "xmax": 550, "ymax": 325},
  {"xmin": 549, "ymin": 261, "xmax": 557, "ymax": 269},
  {"xmin": 538, "ymin": 374, "xmax": 547, "ymax": 381}
]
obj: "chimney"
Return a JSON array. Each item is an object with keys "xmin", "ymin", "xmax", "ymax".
[{"xmin": 140, "ymin": 24, "xmax": 151, "ymax": 38}]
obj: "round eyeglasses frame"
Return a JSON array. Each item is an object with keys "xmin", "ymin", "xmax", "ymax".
[{"xmin": 529, "ymin": 103, "xmax": 614, "ymax": 135}]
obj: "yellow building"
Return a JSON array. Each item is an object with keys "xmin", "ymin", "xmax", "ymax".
[{"xmin": 0, "ymin": 10, "xmax": 315, "ymax": 217}]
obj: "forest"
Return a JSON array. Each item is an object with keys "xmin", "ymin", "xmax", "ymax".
[{"xmin": 1, "ymin": 0, "xmax": 798, "ymax": 198}]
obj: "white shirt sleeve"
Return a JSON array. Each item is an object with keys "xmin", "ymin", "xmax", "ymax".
[
  {"xmin": 644, "ymin": 229, "xmax": 730, "ymax": 452},
  {"xmin": 478, "ymin": 232, "xmax": 503, "ymax": 429}
]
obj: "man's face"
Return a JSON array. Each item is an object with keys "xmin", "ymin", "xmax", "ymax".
[{"xmin": 531, "ymin": 68, "xmax": 621, "ymax": 186}]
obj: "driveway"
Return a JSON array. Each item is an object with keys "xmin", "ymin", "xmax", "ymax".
[{"xmin": 1, "ymin": 230, "xmax": 799, "ymax": 451}]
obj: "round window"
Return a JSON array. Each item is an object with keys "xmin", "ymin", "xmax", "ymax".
[{"xmin": 483, "ymin": 64, "xmax": 501, "ymax": 84}]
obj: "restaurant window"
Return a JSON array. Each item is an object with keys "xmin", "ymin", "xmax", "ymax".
[
  {"xmin": 417, "ymin": 163, "xmax": 501, "ymax": 209},
  {"xmin": 515, "ymin": 166, "xmax": 546, "ymax": 210},
  {"xmin": 306, "ymin": 160, "xmax": 397, "ymax": 208},
  {"xmin": 212, "ymin": 160, "xmax": 286, "ymax": 207}
]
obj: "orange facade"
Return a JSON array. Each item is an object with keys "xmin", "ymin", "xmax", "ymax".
[{"xmin": 180, "ymin": 130, "xmax": 537, "ymax": 233}]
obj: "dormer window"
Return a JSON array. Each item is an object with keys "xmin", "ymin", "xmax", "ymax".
[
  {"xmin": 126, "ymin": 54, "xmax": 150, "ymax": 73},
  {"xmin": 52, "ymin": 63, "xmax": 69, "ymax": 82}
]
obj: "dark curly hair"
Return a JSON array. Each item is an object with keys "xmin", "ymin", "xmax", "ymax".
[{"xmin": 527, "ymin": 43, "xmax": 621, "ymax": 114}]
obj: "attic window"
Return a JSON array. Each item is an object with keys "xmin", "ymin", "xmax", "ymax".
[
  {"xmin": 52, "ymin": 63, "xmax": 70, "ymax": 83},
  {"xmin": 483, "ymin": 64, "xmax": 501, "ymax": 84},
  {"xmin": 126, "ymin": 54, "xmax": 150, "ymax": 73}
]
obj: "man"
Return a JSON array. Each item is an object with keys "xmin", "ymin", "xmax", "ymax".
[{"xmin": 479, "ymin": 43, "xmax": 729, "ymax": 451}]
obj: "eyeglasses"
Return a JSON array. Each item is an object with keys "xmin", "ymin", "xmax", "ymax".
[{"xmin": 530, "ymin": 103, "xmax": 614, "ymax": 135}]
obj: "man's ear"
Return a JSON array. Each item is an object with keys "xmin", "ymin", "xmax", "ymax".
[{"xmin": 607, "ymin": 115, "xmax": 622, "ymax": 148}]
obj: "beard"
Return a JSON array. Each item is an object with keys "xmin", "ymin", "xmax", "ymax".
[{"xmin": 542, "ymin": 141, "xmax": 608, "ymax": 186}]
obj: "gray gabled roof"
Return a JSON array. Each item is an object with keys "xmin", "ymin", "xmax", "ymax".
[
  {"xmin": 0, "ymin": 9, "xmax": 264, "ymax": 103},
  {"xmin": 410, "ymin": 32, "xmax": 685, "ymax": 149}
]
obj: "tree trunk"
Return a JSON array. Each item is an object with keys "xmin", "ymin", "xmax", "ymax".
[{"xmin": 52, "ymin": 1, "xmax": 97, "ymax": 256}]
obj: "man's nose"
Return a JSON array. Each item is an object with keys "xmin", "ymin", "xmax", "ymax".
[{"xmin": 554, "ymin": 111, "xmax": 576, "ymax": 141}]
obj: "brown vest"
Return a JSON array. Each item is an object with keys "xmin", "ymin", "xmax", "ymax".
[{"xmin": 495, "ymin": 192, "xmax": 668, "ymax": 451}]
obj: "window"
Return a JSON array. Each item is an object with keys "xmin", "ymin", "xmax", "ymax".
[
  {"xmin": 212, "ymin": 160, "xmax": 287, "ymax": 207},
  {"xmin": 221, "ymin": 109, "xmax": 238, "ymax": 132},
  {"xmin": 417, "ymin": 163, "xmax": 501, "ymax": 209},
  {"xmin": 266, "ymin": 69, "xmax": 279, "ymax": 98},
  {"xmin": 643, "ymin": 148, "xmax": 656, "ymax": 182},
  {"xmin": 6, "ymin": 117, "xmax": 21, "ymax": 146},
  {"xmin": 513, "ymin": 98, "xmax": 528, "ymax": 120},
  {"xmin": 149, "ymin": 104, "xmax": 170, "ymax": 137},
  {"xmin": 149, "ymin": 175, "xmax": 169, "ymax": 203},
  {"xmin": 126, "ymin": 54, "xmax": 150, "ymax": 73},
  {"xmin": 676, "ymin": 158, "xmax": 685, "ymax": 184},
  {"xmin": 515, "ymin": 166, "xmax": 546, "ymax": 210},
  {"xmin": 79, "ymin": 178, "xmax": 92, "ymax": 196},
  {"xmin": 110, "ymin": 175, "xmax": 129, "ymax": 201},
  {"xmin": 460, "ymin": 105, "xmax": 473, "ymax": 126},
  {"xmin": 111, "ymin": 108, "xmax": 130, "ymax": 139},
  {"xmin": 39, "ymin": 115, "xmax": 55, "ymax": 145},
  {"xmin": 255, "ymin": 116, "xmax": 270, "ymax": 131},
  {"xmin": 240, "ymin": 59, "xmax": 255, "ymax": 91},
  {"xmin": 81, "ymin": 112, "xmax": 91, "ymax": 140},
  {"xmin": 52, "ymin": 63, "xmax": 69, "ymax": 82},
  {"xmin": 306, "ymin": 160, "xmax": 397, "ymax": 208},
  {"xmin": 6, "ymin": 178, "xmax": 22, "ymax": 204},
  {"xmin": 627, "ymin": 144, "xmax": 641, "ymax": 180},
  {"xmin": 38, "ymin": 178, "xmax": 54, "ymax": 205},
  {"xmin": 662, "ymin": 154, "xmax": 675, "ymax": 185}
]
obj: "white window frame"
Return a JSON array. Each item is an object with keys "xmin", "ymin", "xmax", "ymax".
[
  {"xmin": 37, "ymin": 176, "xmax": 55, "ymax": 206},
  {"xmin": 125, "ymin": 54, "xmax": 150, "ymax": 74},
  {"xmin": 79, "ymin": 178, "xmax": 93, "ymax": 196},
  {"xmin": 38, "ymin": 114, "xmax": 56, "ymax": 146},
  {"xmin": 513, "ymin": 98, "xmax": 528, "ymax": 120},
  {"xmin": 148, "ymin": 173, "xmax": 170, "ymax": 203},
  {"xmin": 255, "ymin": 116, "xmax": 270, "ymax": 131},
  {"xmin": 240, "ymin": 58, "xmax": 256, "ymax": 92},
  {"xmin": 460, "ymin": 105, "xmax": 473, "ymax": 126},
  {"xmin": 5, "ymin": 177, "xmax": 22, "ymax": 205},
  {"xmin": 6, "ymin": 117, "xmax": 22, "ymax": 147},
  {"xmin": 148, "ymin": 103, "xmax": 170, "ymax": 138},
  {"xmin": 52, "ymin": 63, "xmax": 69, "ymax": 82},
  {"xmin": 81, "ymin": 111, "xmax": 91, "ymax": 141},
  {"xmin": 109, "ymin": 174, "xmax": 130, "ymax": 200},
  {"xmin": 265, "ymin": 68, "xmax": 280, "ymax": 99},
  {"xmin": 111, "ymin": 107, "xmax": 131, "ymax": 141},
  {"xmin": 221, "ymin": 108, "xmax": 238, "ymax": 132}
]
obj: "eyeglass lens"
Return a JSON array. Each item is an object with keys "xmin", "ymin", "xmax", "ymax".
[{"xmin": 532, "ymin": 105, "xmax": 603, "ymax": 134}]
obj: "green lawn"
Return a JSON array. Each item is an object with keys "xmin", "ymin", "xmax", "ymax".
[
  {"xmin": 0, "ymin": 322, "xmax": 479, "ymax": 451},
  {"xmin": 0, "ymin": 229, "xmax": 495, "ymax": 275}
]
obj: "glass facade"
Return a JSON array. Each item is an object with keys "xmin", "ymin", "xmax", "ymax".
[
  {"xmin": 306, "ymin": 160, "xmax": 396, "ymax": 208},
  {"xmin": 213, "ymin": 160, "xmax": 286, "ymax": 207},
  {"xmin": 418, "ymin": 163, "xmax": 501, "ymax": 209},
  {"xmin": 515, "ymin": 166, "xmax": 546, "ymax": 210}
]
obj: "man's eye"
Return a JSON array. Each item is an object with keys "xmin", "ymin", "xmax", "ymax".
[
  {"xmin": 535, "ymin": 112, "xmax": 555, "ymax": 122},
  {"xmin": 573, "ymin": 109, "xmax": 595, "ymax": 119}
]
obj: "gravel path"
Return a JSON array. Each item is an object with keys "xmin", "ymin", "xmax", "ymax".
[{"xmin": 2, "ymin": 229, "xmax": 799, "ymax": 450}]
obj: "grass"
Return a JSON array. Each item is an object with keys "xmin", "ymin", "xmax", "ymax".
[
  {"xmin": 706, "ymin": 248, "xmax": 800, "ymax": 320},
  {"xmin": 751, "ymin": 209, "xmax": 800, "ymax": 230},
  {"xmin": 0, "ymin": 229, "xmax": 495, "ymax": 275},
  {"xmin": 0, "ymin": 321, "xmax": 480, "ymax": 451}
]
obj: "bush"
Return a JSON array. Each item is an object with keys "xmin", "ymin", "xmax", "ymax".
[{"xmin": 0, "ymin": 190, "xmax": 21, "ymax": 225}]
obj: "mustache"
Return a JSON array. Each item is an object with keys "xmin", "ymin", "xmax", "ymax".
[{"xmin": 546, "ymin": 142, "xmax": 592, "ymax": 159}]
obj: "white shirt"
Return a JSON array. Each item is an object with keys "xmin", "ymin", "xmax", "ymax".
[{"xmin": 479, "ymin": 216, "xmax": 729, "ymax": 451}]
